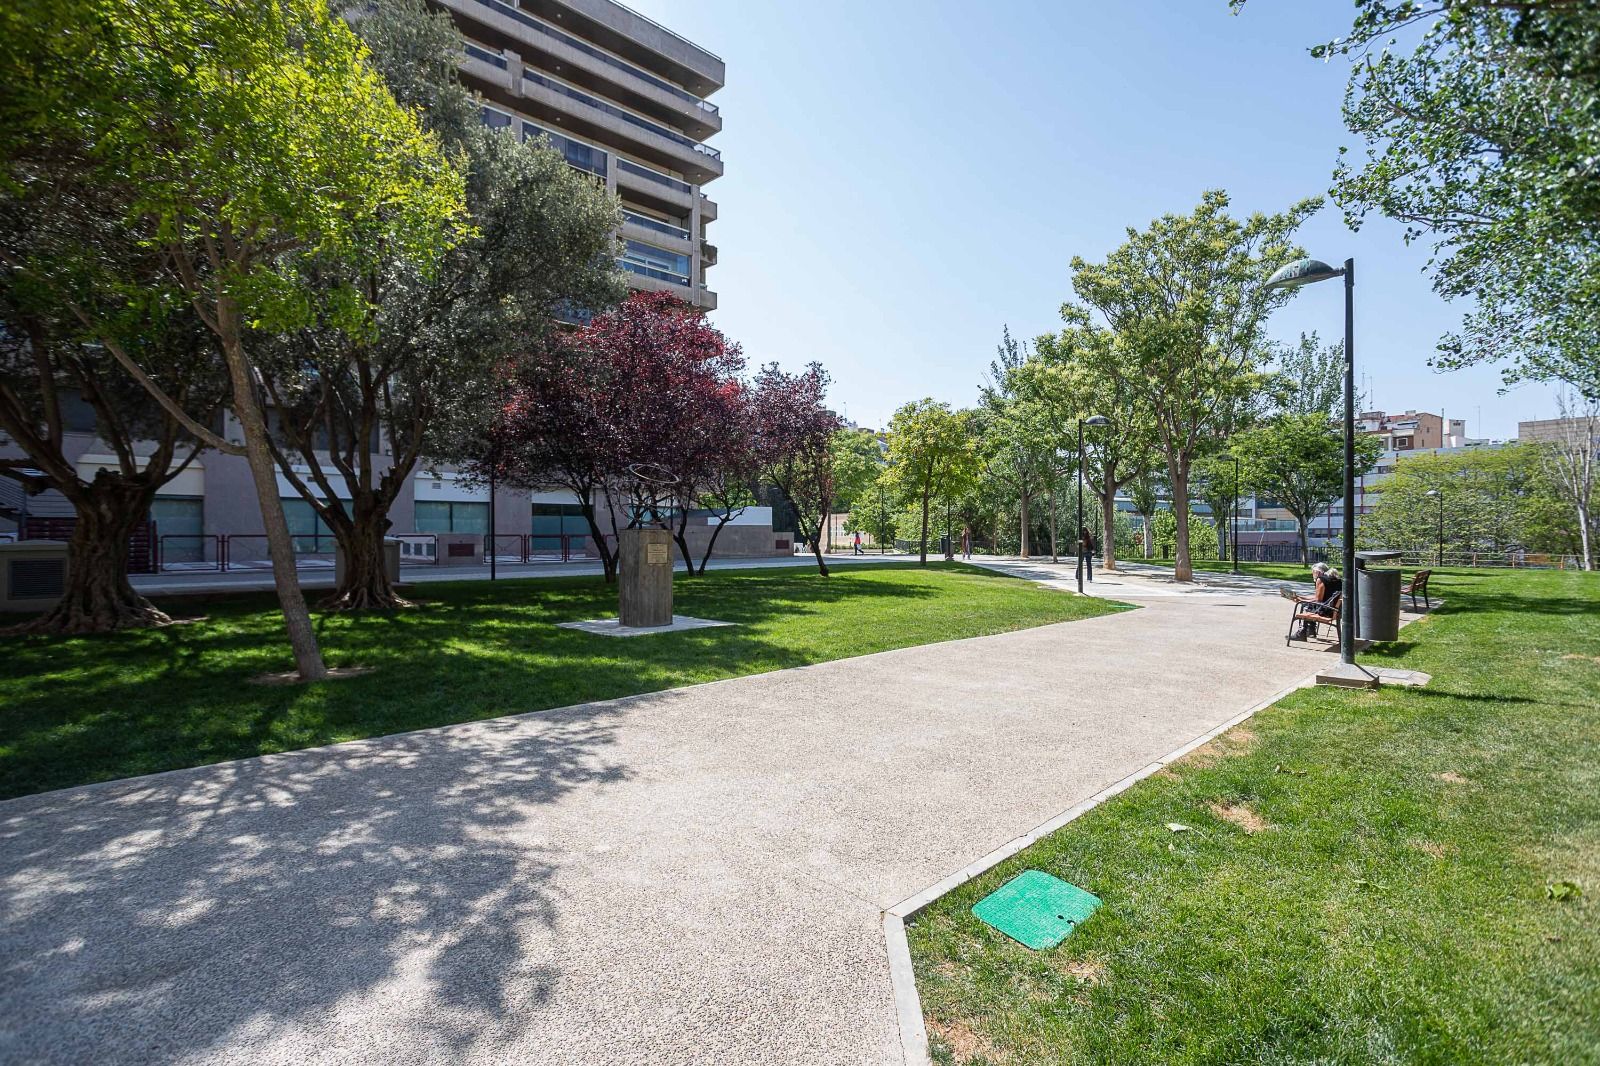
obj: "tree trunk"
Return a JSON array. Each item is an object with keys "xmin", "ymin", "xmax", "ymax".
[
  {"xmin": 323, "ymin": 500, "xmax": 409, "ymax": 611},
  {"xmin": 697, "ymin": 515, "xmax": 731, "ymax": 574},
  {"xmin": 1298, "ymin": 517, "xmax": 1309, "ymax": 565},
  {"xmin": 218, "ymin": 298, "xmax": 327, "ymax": 680},
  {"xmin": 1019, "ymin": 490, "xmax": 1031, "ymax": 559},
  {"xmin": 1170, "ymin": 460, "xmax": 1193, "ymax": 582},
  {"xmin": 810, "ymin": 515, "xmax": 830, "ymax": 576},
  {"xmin": 918, "ymin": 484, "xmax": 930, "ymax": 566},
  {"xmin": 4, "ymin": 480, "xmax": 171, "ymax": 635},
  {"xmin": 1102, "ymin": 493, "xmax": 1118, "ymax": 572},
  {"xmin": 1048, "ymin": 487, "xmax": 1058, "ymax": 563},
  {"xmin": 1142, "ymin": 515, "xmax": 1153, "ymax": 559}
]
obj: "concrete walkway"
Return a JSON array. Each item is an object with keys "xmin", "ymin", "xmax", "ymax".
[{"xmin": 2, "ymin": 563, "xmax": 1337, "ymax": 1065}]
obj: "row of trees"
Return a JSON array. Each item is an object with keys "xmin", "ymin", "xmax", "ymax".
[
  {"xmin": 1, "ymin": 0, "xmax": 625, "ymax": 678},
  {"xmin": 843, "ymin": 192, "xmax": 1374, "ymax": 575}
]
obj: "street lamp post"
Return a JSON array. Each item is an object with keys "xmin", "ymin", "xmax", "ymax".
[
  {"xmin": 1426, "ymin": 489, "xmax": 1444, "ymax": 567},
  {"xmin": 1076, "ymin": 415, "xmax": 1111, "ymax": 594},
  {"xmin": 1265, "ymin": 256, "xmax": 1373, "ymax": 687},
  {"xmin": 1229, "ymin": 453, "xmax": 1241, "ymax": 574}
]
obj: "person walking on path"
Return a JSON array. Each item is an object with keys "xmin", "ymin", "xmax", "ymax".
[
  {"xmin": 1077, "ymin": 526, "xmax": 1096, "ymax": 583},
  {"xmin": 962, "ymin": 526, "xmax": 973, "ymax": 560},
  {"xmin": 853, "ymin": 531, "xmax": 864, "ymax": 556}
]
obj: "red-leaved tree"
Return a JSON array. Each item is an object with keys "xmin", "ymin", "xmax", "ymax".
[
  {"xmin": 489, "ymin": 291, "xmax": 749, "ymax": 581},
  {"xmin": 753, "ymin": 362, "xmax": 840, "ymax": 576}
]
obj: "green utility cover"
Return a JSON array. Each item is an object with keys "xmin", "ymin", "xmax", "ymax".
[{"xmin": 972, "ymin": 870, "xmax": 1101, "ymax": 950}]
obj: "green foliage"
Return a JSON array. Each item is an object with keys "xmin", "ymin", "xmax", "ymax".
[
  {"xmin": 1232, "ymin": 414, "xmax": 1382, "ymax": 559},
  {"xmin": 885, "ymin": 399, "xmax": 979, "ymax": 562},
  {"xmin": 1362, "ymin": 443, "xmax": 1575, "ymax": 558},
  {"xmin": 1268, "ymin": 332, "xmax": 1346, "ymax": 418},
  {"xmin": 1311, "ymin": 1, "xmax": 1600, "ymax": 395},
  {"xmin": 1061, "ymin": 190, "xmax": 1316, "ymax": 576},
  {"xmin": 844, "ymin": 478, "xmax": 899, "ymax": 548},
  {"xmin": 1150, "ymin": 509, "xmax": 1219, "ymax": 559},
  {"xmin": 830, "ymin": 428, "xmax": 885, "ymax": 512}
]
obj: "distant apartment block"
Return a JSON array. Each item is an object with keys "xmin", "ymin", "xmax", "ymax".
[
  {"xmin": 1518, "ymin": 416, "xmax": 1598, "ymax": 446},
  {"xmin": 439, "ymin": 0, "xmax": 724, "ymax": 310}
]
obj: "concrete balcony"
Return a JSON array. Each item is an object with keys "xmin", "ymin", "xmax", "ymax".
[
  {"xmin": 517, "ymin": 69, "xmax": 722, "ymax": 184},
  {"xmin": 615, "ymin": 158, "xmax": 695, "ymax": 214},
  {"xmin": 441, "ymin": 0, "xmax": 720, "ymax": 141},
  {"xmin": 700, "ymin": 241, "xmax": 717, "ymax": 267},
  {"xmin": 621, "ymin": 213, "xmax": 694, "ymax": 254},
  {"xmin": 620, "ymin": 265, "xmax": 715, "ymax": 310}
]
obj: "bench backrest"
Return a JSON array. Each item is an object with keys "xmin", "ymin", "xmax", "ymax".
[{"xmin": 1407, "ymin": 569, "xmax": 1432, "ymax": 589}]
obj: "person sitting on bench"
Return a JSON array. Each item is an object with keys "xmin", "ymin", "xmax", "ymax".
[{"xmin": 1294, "ymin": 564, "xmax": 1342, "ymax": 640}]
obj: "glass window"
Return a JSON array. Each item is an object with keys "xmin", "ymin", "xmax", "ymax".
[
  {"xmin": 280, "ymin": 498, "xmax": 334, "ymax": 552},
  {"xmin": 481, "ymin": 105, "xmax": 513, "ymax": 131},
  {"xmin": 621, "ymin": 239, "xmax": 690, "ymax": 282},
  {"xmin": 416, "ymin": 500, "xmax": 490, "ymax": 533},
  {"xmin": 151, "ymin": 496, "xmax": 204, "ymax": 563}
]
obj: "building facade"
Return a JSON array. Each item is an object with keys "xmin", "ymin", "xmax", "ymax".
[
  {"xmin": 2, "ymin": 1, "xmax": 776, "ymax": 565},
  {"xmin": 443, "ymin": 0, "xmax": 723, "ymax": 310}
]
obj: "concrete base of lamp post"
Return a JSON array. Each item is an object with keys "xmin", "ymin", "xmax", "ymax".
[{"xmin": 1314, "ymin": 660, "xmax": 1381, "ymax": 690}]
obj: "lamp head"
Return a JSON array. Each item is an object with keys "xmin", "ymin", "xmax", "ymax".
[
  {"xmin": 1084, "ymin": 415, "xmax": 1111, "ymax": 427},
  {"xmin": 1264, "ymin": 257, "xmax": 1343, "ymax": 291},
  {"xmin": 1425, "ymin": 489, "xmax": 1440, "ymax": 498}
]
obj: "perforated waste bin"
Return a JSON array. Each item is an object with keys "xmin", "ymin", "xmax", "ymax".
[{"xmin": 1355, "ymin": 550, "xmax": 1403, "ymax": 641}]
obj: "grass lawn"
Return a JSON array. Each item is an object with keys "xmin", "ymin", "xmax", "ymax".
[
  {"xmin": 0, "ymin": 561, "xmax": 1119, "ymax": 800},
  {"xmin": 908, "ymin": 566, "xmax": 1600, "ymax": 1065}
]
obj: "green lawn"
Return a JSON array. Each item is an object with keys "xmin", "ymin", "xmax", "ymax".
[
  {"xmin": 0, "ymin": 561, "xmax": 1118, "ymax": 799},
  {"xmin": 909, "ymin": 567, "xmax": 1600, "ymax": 1065}
]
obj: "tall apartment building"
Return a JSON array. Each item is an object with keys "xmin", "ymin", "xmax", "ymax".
[{"xmin": 438, "ymin": 0, "xmax": 724, "ymax": 310}]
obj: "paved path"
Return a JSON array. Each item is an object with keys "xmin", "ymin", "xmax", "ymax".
[{"xmin": 2, "ymin": 563, "xmax": 1335, "ymax": 1065}]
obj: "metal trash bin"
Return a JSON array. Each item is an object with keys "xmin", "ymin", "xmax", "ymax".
[
  {"xmin": 335, "ymin": 537, "xmax": 402, "ymax": 587},
  {"xmin": 1355, "ymin": 550, "xmax": 1403, "ymax": 641}
]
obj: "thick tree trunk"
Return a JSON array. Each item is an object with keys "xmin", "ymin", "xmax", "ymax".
[
  {"xmin": 1102, "ymin": 493, "xmax": 1119, "ymax": 572},
  {"xmin": 324, "ymin": 502, "xmax": 410, "ymax": 611},
  {"xmin": 5, "ymin": 480, "xmax": 170, "ymax": 635},
  {"xmin": 218, "ymin": 300, "xmax": 327, "ymax": 680},
  {"xmin": 1170, "ymin": 460, "xmax": 1194, "ymax": 582},
  {"xmin": 1142, "ymin": 517, "xmax": 1153, "ymax": 559}
]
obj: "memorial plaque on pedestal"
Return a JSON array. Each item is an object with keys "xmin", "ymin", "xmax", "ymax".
[{"xmin": 618, "ymin": 527, "xmax": 673, "ymax": 627}]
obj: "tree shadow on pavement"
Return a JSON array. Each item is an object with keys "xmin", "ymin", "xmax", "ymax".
[{"xmin": 0, "ymin": 702, "xmax": 630, "ymax": 1065}]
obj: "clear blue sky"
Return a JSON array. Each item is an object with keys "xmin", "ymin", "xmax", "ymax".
[{"xmin": 623, "ymin": 0, "xmax": 1562, "ymax": 439}]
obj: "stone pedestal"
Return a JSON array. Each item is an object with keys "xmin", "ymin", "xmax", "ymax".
[{"xmin": 618, "ymin": 527, "xmax": 673, "ymax": 627}]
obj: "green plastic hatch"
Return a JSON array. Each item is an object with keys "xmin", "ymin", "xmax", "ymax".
[{"xmin": 971, "ymin": 870, "xmax": 1101, "ymax": 950}]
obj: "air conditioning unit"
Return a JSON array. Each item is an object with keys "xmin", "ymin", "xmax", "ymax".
[{"xmin": 0, "ymin": 541, "xmax": 70, "ymax": 612}]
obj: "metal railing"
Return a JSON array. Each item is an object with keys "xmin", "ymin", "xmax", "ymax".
[
  {"xmin": 156, "ymin": 534, "xmax": 224, "ymax": 572},
  {"xmin": 466, "ymin": 0, "xmax": 719, "ymax": 115},
  {"xmin": 617, "ymin": 157, "xmax": 691, "ymax": 193},
  {"xmin": 463, "ymin": 41, "xmax": 508, "ymax": 69},
  {"xmin": 622, "ymin": 210, "xmax": 692, "ymax": 241},
  {"xmin": 521, "ymin": 70, "xmax": 721, "ymax": 161}
]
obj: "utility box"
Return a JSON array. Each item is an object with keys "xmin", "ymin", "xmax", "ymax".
[
  {"xmin": 335, "ymin": 538, "xmax": 402, "ymax": 587},
  {"xmin": 0, "ymin": 540, "xmax": 70, "ymax": 613},
  {"xmin": 618, "ymin": 527, "xmax": 673, "ymax": 627},
  {"xmin": 435, "ymin": 533, "xmax": 483, "ymax": 568}
]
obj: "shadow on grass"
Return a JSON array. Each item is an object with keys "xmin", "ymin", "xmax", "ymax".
[{"xmin": 0, "ymin": 563, "xmax": 1093, "ymax": 800}]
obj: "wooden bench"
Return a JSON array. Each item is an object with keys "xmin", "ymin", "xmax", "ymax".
[
  {"xmin": 1286, "ymin": 591, "xmax": 1342, "ymax": 647},
  {"xmin": 1403, "ymin": 569, "xmax": 1433, "ymax": 611}
]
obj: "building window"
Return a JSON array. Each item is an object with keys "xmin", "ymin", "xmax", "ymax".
[
  {"xmin": 151, "ymin": 496, "xmax": 205, "ymax": 562},
  {"xmin": 1393, "ymin": 435, "xmax": 1413, "ymax": 450},
  {"xmin": 416, "ymin": 500, "xmax": 490, "ymax": 534},
  {"xmin": 281, "ymin": 498, "xmax": 335, "ymax": 552},
  {"xmin": 620, "ymin": 239, "xmax": 691, "ymax": 284},
  {"xmin": 481, "ymin": 105, "xmax": 513, "ymax": 131}
]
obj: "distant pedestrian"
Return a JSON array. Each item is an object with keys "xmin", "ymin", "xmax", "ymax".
[
  {"xmin": 853, "ymin": 530, "xmax": 864, "ymax": 555},
  {"xmin": 962, "ymin": 526, "xmax": 972, "ymax": 560},
  {"xmin": 1077, "ymin": 525, "xmax": 1096, "ymax": 583}
]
